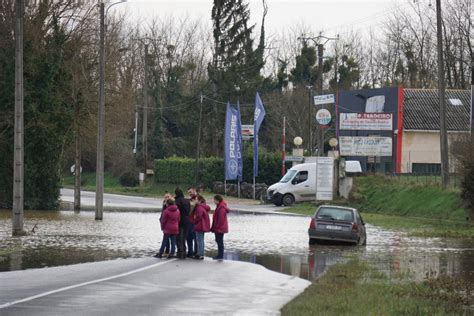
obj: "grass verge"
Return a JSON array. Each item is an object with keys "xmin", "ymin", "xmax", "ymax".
[
  {"xmin": 282, "ymin": 260, "xmax": 473, "ymax": 315},
  {"xmin": 62, "ymin": 172, "xmax": 189, "ymax": 198},
  {"xmin": 285, "ymin": 202, "xmax": 474, "ymax": 238}
]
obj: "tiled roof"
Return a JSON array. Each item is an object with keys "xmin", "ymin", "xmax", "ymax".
[{"xmin": 403, "ymin": 89, "xmax": 471, "ymax": 131}]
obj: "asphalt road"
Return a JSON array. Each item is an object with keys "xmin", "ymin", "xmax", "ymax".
[
  {"xmin": 60, "ymin": 189, "xmax": 295, "ymax": 215},
  {"xmin": 0, "ymin": 257, "xmax": 310, "ymax": 316}
]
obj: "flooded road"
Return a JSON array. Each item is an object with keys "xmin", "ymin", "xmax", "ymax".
[{"xmin": 1, "ymin": 210, "xmax": 473, "ymax": 283}]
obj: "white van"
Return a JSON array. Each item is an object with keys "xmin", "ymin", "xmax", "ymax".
[
  {"xmin": 267, "ymin": 163, "xmax": 318, "ymax": 206},
  {"xmin": 266, "ymin": 160, "xmax": 361, "ymax": 206}
]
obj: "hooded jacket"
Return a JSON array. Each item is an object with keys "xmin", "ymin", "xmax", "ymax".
[
  {"xmin": 175, "ymin": 193, "xmax": 190, "ymax": 227},
  {"xmin": 211, "ymin": 201, "xmax": 229, "ymax": 234},
  {"xmin": 194, "ymin": 203, "xmax": 211, "ymax": 233},
  {"xmin": 161, "ymin": 205, "xmax": 180, "ymax": 235}
]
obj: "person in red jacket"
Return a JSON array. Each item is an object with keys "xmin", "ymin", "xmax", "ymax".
[
  {"xmin": 154, "ymin": 199, "xmax": 180, "ymax": 259},
  {"xmin": 193, "ymin": 195, "xmax": 211, "ymax": 260},
  {"xmin": 210, "ymin": 194, "xmax": 229, "ymax": 260}
]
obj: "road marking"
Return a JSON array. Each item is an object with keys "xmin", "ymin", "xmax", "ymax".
[{"xmin": 0, "ymin": 259, "xmax": 175, "ymax": 309}]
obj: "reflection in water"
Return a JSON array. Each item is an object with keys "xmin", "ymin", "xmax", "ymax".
[{"xmin": 0, "ymin": 210, "xmax": 473, "ymax": 284}]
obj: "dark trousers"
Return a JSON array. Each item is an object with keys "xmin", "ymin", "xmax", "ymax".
[
  {"xmin": 177, "ymin": 224, "xmax": 188, "ymax": 259},
  {"xmin": 186, "ymin": 223, "xmax": 196, "ymax": 256},
  {"xmin": 159, "ymin": 234, "xmax": 176, "ymax": 256},
  {"xmin": 214, "ymin": 233, "xmax": 224, "ymax": 259}
]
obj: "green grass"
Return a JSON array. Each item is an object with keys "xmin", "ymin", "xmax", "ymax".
[
  {"xmin": 282, "ymin": 260, "xmax": 473, "ymax": 315},
  {"xmin": 352, "ymin": 175, "xmax": 466, "ymax": 220},
  {"xmin": 62, "ymin": 172, "xmax": 190, "ymax": 198}
]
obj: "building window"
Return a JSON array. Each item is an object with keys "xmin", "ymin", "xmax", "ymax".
[{"xmin": 412, "ymin": 163, "xmax": 441, "ymax": 174}]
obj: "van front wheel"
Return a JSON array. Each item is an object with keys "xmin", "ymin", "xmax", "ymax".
[{"xmin": 282, "ymin": 194, "xmax": 295, "ymax": 206}]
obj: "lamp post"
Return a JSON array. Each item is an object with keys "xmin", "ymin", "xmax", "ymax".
[{"xmin": 95, "ymin": 0, "xmax": 127, "ymax": 221}]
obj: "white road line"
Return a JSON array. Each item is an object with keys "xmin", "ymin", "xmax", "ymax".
[{"xmin": 0, "ymin": 259, "xmax": 175, "ymax": 309}]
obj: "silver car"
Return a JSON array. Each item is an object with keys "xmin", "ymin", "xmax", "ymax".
[{"xmin": 308, "ymin": 205, "xmax": 367, "ymax": 246}]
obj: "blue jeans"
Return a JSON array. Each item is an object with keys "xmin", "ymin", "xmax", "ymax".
[
  {"xmin": 186, "ymin": 224, "xmax": 196, "ymax": 256},
  {"xmin": 214, "ymin": 233, "xmax": 224, "ymax": 259},
  {"xmin": 159, "ymin": 234, "xmax": 176, "ymax": 256},
  {"xmin": 196, "ymin": 232, "xmax": 205, "ymax": 257}
]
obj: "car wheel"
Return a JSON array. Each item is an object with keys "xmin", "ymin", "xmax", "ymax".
[
  {"xmin": 309, "ymin": 238, "xmax": 317, "ymax": 245},
  {"xmin": 282, "ymin": 194, "xmax": 295, "ymax": 206}
]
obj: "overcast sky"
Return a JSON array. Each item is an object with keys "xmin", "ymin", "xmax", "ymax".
[{"xmin": 117, "ymin": 0, "xmax": 408, "ymax": 36}]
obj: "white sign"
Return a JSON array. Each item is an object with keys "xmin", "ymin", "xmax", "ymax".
[
  {"xmin": 316, "ymin": 109, "xmax": 332, "ymax": 125},
  {"xmin": 241, "ymin": 124, "xmax": 254, "ymax": 140},
  {"xmin": 339, "ymin": 136, "xmax": 392, "ymax": 156},
  {"xmin": 313, "ymin": 94, "xmax": 335, "ymax": 105},
  {"xmin": 339, "ymin": 113, "xmax": 393, "ymax": 130},
  {"xmin": 316, "ymin": 157, "xmax": 334, "ymax": 201},
  {"xmin": 285, "ymin": 156, "xmax": 305, "ymax": 162}
]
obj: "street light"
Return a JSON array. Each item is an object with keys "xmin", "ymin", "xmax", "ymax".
[{"xmin": 95, "ymin": 0, "xmax": 127, "ymax": 221}]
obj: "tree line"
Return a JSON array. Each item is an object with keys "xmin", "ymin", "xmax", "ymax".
[{"xmin": 0, "ymin": 0, "xmax": 472, "ymax": 209}]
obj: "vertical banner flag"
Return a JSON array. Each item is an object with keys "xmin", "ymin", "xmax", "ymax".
[
  {"xmin": 253, "ymin": 93, "xmax": 266, "ymax": 176},
  {"xmin": 224, "ymin": 103, "xmax": 243, "ymax": 181}
]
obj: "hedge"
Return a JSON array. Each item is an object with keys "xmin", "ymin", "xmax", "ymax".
[{"xmin": 154, "ymin": 153, "xmax": 288, "ymax": 187}]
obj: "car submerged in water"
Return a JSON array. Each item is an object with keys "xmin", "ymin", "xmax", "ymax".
[{"xmin": 308, "ymin": 205, "xmax": 367, "ymax": 246}]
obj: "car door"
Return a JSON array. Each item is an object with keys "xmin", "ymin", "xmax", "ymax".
[{"xmin": 291, "ymin": 170, "xmax": 314, "ymax": 201}]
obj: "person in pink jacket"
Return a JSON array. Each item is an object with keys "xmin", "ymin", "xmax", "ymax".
[
  {"xmin": 210, "ymin": 194, "xmax": 229, "ymax": 260},
  {"xmin": 154, "ymin": 200, "xmax": 180, "ymax": 259},
  {"xmin": 193, "ymin": 195, "xmax": 211, "ymax": 260}
]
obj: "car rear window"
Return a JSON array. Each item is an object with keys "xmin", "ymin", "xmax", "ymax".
[{"xmin": 316, "ymin": 207, "xmax": 354, "ymax": 221}]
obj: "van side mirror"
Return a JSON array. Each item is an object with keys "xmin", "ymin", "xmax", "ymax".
[{"xmin": 291, "ymin": 178, "xmax": 297, "ymax": 185}]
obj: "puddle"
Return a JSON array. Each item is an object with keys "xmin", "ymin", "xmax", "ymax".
[{"xmin": 1, "ymin": 210, "xmax": 473, "ymax": 283}]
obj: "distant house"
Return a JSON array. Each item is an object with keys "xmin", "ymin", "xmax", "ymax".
[
  {"xmin": 335, "ymin": 87, "xmax": 471, "ymax": 173},
  {"xmin": 401, "ymin": 89, "xmax": 470, "ymax": 173}
]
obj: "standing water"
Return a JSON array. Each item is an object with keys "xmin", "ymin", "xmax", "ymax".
[{"xmin": 0, "ymin": 210, "xmax": 473, "ymax": 283}]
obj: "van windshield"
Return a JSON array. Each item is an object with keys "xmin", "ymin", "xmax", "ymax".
[{"xmin": 280, "ymin": 170, "xmax": 297, "ymax": 183}]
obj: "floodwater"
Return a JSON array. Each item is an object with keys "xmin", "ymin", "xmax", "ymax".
[{"xmin": 0, "ymin": 210, "xmax": 473, "ymax": 283}]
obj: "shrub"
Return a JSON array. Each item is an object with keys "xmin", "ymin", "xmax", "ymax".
[
  {"xmin": 154, "ymin": 153, "xmax": 287, "ymax": 187},
  {"xmin": 119, "ymin": 171, "xmax": 139, "ymax": 187}
]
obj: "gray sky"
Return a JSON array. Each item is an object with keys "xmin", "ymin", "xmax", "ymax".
[{"xmin": 117, "ymin": 0, "xmax": 408, "ymax": 36}]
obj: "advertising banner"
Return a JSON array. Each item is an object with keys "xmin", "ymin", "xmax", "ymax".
[
  {"xmin": 224, "ymin": 103, "xmax": 243, "ymax": 181},
  {"xmin": 339, "ymin": 113, "xmax": 393, "ymax": 130},
  {"xmin": 253, "ymin": 93, "xmax": 266, "ymax": 177},
  {"xmin": 339, "ymin": 136, "xmax": 392, "ymax": 156}
]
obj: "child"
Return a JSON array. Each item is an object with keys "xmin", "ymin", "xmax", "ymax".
[
  {"xmin": 193, "ymin": 195, "xmax": 211, "ymax": 260},
  {"xmin": 155, "ymin": 199, "xmax": 180, "ymax": 259},
  {"xmin": 210, "ymin": 194, "xmax": 229, "ymax": 260}
]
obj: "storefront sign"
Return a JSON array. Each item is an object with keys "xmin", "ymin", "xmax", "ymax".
[
  {"xmin": 339, "ymin": 113, "xmax": 392, "ymax": 130},
  {"xmin": 339, "ymin": 136, "xmax": 392, "ymax": 156}
]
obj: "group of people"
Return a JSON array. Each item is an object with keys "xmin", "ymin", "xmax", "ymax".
[{"xmin": 155, "ymin": 187, "xmax": 229, "ymax": 260}]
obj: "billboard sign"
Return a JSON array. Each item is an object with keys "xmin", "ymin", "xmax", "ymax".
[
  {"xmin": 316, "ymin": 157, "xmax": 334, "ymax": 201},
  {"xmin": 339, "ymin": 113, "xmax": 393, "ymax": 130},
  {"xmin": 339, "ymin": 136, "xmax": 392, "ymax": 156},
  {"xmin": 313, "ymin": 94, "xmax": 335, "ymax": 105}
]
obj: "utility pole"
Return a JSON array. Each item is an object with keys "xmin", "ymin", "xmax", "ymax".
[
  {"xmin": 307, "ymin": 86, "xmax": 313, "ymax": 153},
  {"xmin": 195, "ymin": 94, "xmax": 204, "ymax": 185},
  {"xmin": 470, "ymin": 60, "xmax": 473, "ymax": 137},
  {"xmin": 95, "ymin": 1, "xmax": 105, "ymax": 220},
  {"xmin": 281, "ymin": 116, "xmax": 286, "ymax": 176},
  {"xmin": 142, "ymin": 43, "xmax": 149, "ymax": 175},
  {"xmin": 298, "ymin": 34, "xmax": 338, "ymax": 157},
  {"xmin": 436, "ymin": 0, "xmax": 450, "ymax": 188},
  {"xmin": 74, "ymin": 128, "xmax": 81, "ymax": 213},
  {"xmin": 12, "ymin": 0, "xmax": 26, "ymax": 236},
  {"xmin": 317, "ymin": 44, "xmax": 325, "ymax": 157},
  {"xmin": 95, "ymin": 0, "xmax": 127, "ymax": 220}
]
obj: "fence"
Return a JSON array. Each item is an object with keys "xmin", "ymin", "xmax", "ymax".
[{"xmin": 382, "ymin": 173, "xmax": 461, "ymax": 188}]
